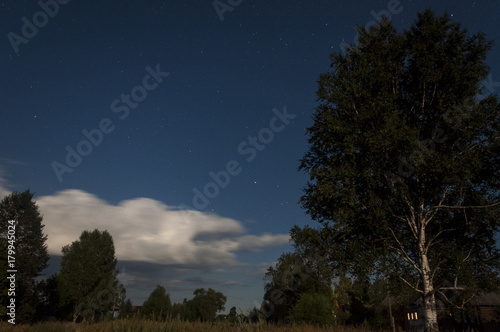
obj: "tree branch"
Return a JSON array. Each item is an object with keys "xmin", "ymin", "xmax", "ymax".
[
  {"xmin": 387, "ymin": 227, "xmax": 422, "ymax": 275},
  {"xmin": 430, "ymin": 257, "xmax": 447, "ymax": 283},
  {"xmin": 437, "ymin": 290, "xmax": 474, "ymax": 310},
  {"xmin": 393, "ymin": 213, "xmax": 418, "ymax": 240},
  {"xmin": 430, "ymin": 83, "xmax": 437, "ymax": 105},
  {"xmin": 425, "ymin": 186, "xmax": 452, "ymax": 226},
  {"xmin": 454, "ymin": 248, "xmax": 472, "ymax": 289},
  {"xmin": 402, "ymin": 197, "xmax": 419, "ymax": 239},
  {"xmin": 422, "ymin": 82, "xmax": 426, "ymax": 110},
  {"xmin": 439, "ymin": 286, "xmax": 465, "ymax": 291},
  {"xmin": 427, "ymin": 228, "xmax": 456, "ymax": 251},
  {"xmin": 433, "ymin": 201, "xmax": 500, "ymax": 210},
  {"xmin": 352, "ymin": 103, "xmax": 359, "ymax": 115},
  {"xmin": 395, "ymin": 273, "xmax": 423, "ymax": 294}
]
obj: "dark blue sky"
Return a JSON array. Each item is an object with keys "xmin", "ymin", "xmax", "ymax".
[{"xmin": 1, "ymin": 0, "xmax": 499, "ymax": 311}]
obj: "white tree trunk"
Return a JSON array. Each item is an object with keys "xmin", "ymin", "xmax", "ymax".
[
  {"xmin": 422, "ymin": 276, "xmax": 438, "ymax": 332},
  {"xmin": 419, "ymin": 230, "xmax": 439, "ymax": 332}
]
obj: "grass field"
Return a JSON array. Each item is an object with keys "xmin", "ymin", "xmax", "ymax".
[{"xmin": 0, "ymin": 319, "xmax": 379, "ymax": 332}]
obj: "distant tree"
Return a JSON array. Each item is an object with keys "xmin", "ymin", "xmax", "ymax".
[
  {"xmin": 118, "ymin": 299, "xmax": 132, "ymax": 319},
  {"xmin": 170, "ymin": 289, "xmax": 226, "ymax": 322},
  {"xmin": 331, "ymin": 275, "xmax": 401, "ymax": 329},
  {"xmin": 331, "ymin": 275, "xmax": 353, "ymax": 325},
  {"xmin": 289, "ymin": 226, "xmax": 334, "ymax": 291},
  {"xmin": 263, "ymin": 252, "xmax": 304, "ymax": 323},
  {"xmin": 365, "ymin": 279, "xmax": 396, "ymax": 329},
  {"xmin": 299, "ymin": 10, "xmax": 500, "ymax": 332},
  {"xmin": 263, "ymin": 227, "xmax": 333, "ymax": 323},
  {"xmin": 180, "ymin": 298, "xmax": 196, "ymax": 321},
  {"xmin": 339, "ymin": 277, "xmax": 373, "ymax": 326},
  {"xmin": 291, "ymin": 292, "xmax": 335, "ymax": 326},
  {"xmin": 0, "ymin": 190, "xmax": 49, "ymax": 323},
  {"xmin": 117, "ymin": 284, "xmax": 132, "ymax": 319},
  {"xmin": 141, "ymin": 285, "xmax": 172, "ymax": 321},
  {"xmin": 227, "ymin": 306, "xmax": 238, "ymax": 323},
  {"xmin": 171, "ymin": 301, "xmax": 188, "ymax": 321},
  {"xmin": 35, "ymin": 274, "xmax": 72, "ymax": 321},
  {"xmin": 58, "ymin": 229, "xmax": 119, "ymax": 323},
  {"xmin": 188, "ymin": 288, "xmax": 227, "ymax": 322},
  {"xmin": 247, "ymin": 306, "xmax": 264, "ymax": 324}
]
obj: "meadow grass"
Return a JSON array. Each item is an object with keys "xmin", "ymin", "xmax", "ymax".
[{"xmin": 0, "ymin": 319, "xmax": 379, "ymax": 332}]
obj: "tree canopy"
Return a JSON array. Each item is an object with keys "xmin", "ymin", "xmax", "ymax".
[
  {"xmin": 299, "ymin": 10, "xmax": 500, "ymax": 332},
  {"xmin": 170, "ymin": 287, "xmax": 227, "ymax": 322},
  {"xmin": 290, "ymin": 292, "xmax": 335, "ymax": 326},
  {"xmin": 189, "ymin": 288, "xmax": 227, "ymax": 322},
  {"xmin": 141, "ymin": 285, "xmax": 172, "ymax": 321},
  {"xmin": 58, "ymin": 229, "xmax": 119, "ymax": 323},
  {"xmin": 263, "ymin": 227, "xmax": 333, "ymax": 323},
  {"xmin": 0, "ymin": 190, "xmax": 49, "ymax": 323}
]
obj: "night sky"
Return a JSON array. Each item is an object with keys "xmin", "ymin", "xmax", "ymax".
[{"xmin": 1, "ymin": 0, "xmax": 499, "ymax": 312}]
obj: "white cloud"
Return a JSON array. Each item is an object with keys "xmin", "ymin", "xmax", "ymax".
[
  {"xmin": 236, "ymin": 234, "xmax": 291, "ymax": 251},
  {"xmin": 31, "ymin": 188, "xmax": 289, "ymax": 267}
]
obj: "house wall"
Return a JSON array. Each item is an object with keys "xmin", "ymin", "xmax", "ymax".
[{"xmin": 478, "ymin": 306, "xmax": 499, "ymax": 323}]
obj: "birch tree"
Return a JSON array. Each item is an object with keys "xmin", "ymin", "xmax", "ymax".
[{"xmin": 299, "ymin": 10, "xmax": 500, "ymax": 332}]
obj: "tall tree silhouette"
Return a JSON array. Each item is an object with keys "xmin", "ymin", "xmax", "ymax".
[
  {"xmin": 0, "ymin": 190, "xmax": 49, "ymax": 323},
  {"xmin": 299, "ymin": 10, "xmax": 500, "ymax": 331}
]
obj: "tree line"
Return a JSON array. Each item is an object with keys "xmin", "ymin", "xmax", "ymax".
[{"xmin": 133, "ymin": 285, "xmax": 227, "ymax": 322}]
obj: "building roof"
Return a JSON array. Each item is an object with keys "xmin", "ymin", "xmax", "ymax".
[{"xmin": 471, "ymin": 293, "xmax": 500, "ymax": 306}]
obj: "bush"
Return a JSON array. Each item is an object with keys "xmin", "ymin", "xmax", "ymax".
[{"xmin": 291, "ymin": 292, "xmax": 335, "ymax": 326}]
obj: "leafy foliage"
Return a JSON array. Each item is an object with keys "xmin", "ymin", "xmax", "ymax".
[
  {"xmin": 170, "ymin": 288, "xmax": 227, "ymax": 322},
  {"xmin": 291, "ymin": 292, "xmax": 335, "ymax": 326},
  {"xmin": 58, "ymin": 229, "xmax": 119, "ymax": 323},
  {"xmin": 141, "ymin": 285, "xmax": 172, "ymax": 321},
  {"xmin": 0, "ymin": 190, "xmax": 49, "ymax": 323},
  {"xmin": 248, "ymin": 306, "xmax": 265, "ymax": 324},
  {"xmin": 118, "ymin": 298, "xmax": 133, "ymax": 319},
  {"xmin": 189, "ymin": 288, "xmax": 227, "ymax": 322},
  {"xmin": 332, "ymin": 276, "xmax": 396, "ymax": 328},
  {"xmin": 264, "ymin": 227, "xmax": 334, "ymax": 323},
  {"xmin": 35, "ymin": 274, "xmax": 72, "ymax": 321},
  {"xmin": 299, "ymin": 10, "xmax": 500, "ymax": 331}
]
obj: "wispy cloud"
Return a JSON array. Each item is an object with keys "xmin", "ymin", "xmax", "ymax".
[
  {"xmin": 0, "ymin": 179, "xmax": 10, "ymax": 199},
  {"xmin": 183, "ymin": 277, "xmax": 242, "ymax": 287},
  {"xmin": 0, "ymin": 159, "xmax": 25, "ymax": 198}
]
